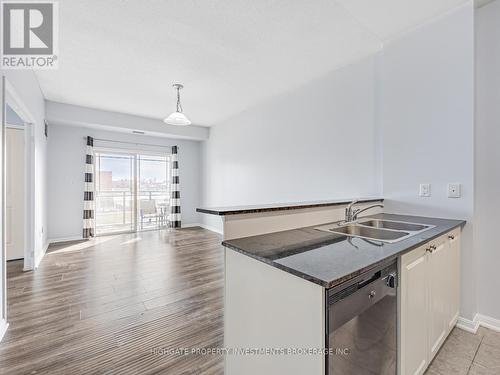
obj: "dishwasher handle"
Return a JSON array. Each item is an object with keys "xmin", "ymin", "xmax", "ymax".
[{"xmin": 329, "ymin": 276, "xmax": 393, "ymax": 332}]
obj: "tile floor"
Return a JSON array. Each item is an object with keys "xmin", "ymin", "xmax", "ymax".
[{"xmin": 425, "ymin": 327, "xmax": 500, "ymax": 375}]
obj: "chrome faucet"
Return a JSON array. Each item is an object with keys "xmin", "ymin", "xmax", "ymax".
[
  {"xmin": 345, "ymin": 200, "xmax": 359, "ymax": 222},
  {"xmin": 345, "ymin": 200, "xmax": 384, "ymax": 222}
]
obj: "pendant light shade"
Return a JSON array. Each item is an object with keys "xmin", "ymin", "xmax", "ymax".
[
  {"xmin": 164, "ymin": 111, "xmax": 191, "ymax": 126},
  {"xmin": 164, "ymin": 83, "xmax": 191, "ymax": 126}
]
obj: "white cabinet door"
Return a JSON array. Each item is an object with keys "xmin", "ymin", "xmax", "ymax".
[
  {"xmin": 401, "ymin": 230, "xmax": 462, "ymax": 375},
  {"xmin": 428, "ymin": 236, "xmax": 449, "ymax": 360},
  {"xmin": 447, "ymin": 230, "xmax": 461, "ymax": 330},
  {"xmin": 401, "ymin": 245, "xmax": 429, "ymax": 375}
]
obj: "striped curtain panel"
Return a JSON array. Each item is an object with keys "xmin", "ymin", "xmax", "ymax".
[
  {"xmin": 83, "ymin": 136, "xmax": 95, "ymax": 238},
  {"xmin": 169, "ymin": 146, "xmax": 181, "ymax": 228}
]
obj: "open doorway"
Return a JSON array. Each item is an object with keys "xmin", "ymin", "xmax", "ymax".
[
  {"xmin": 1, "ymin": 76, "xmax": 37, "ymax": 339},
  {"xmin": 2, "ymin": 78, "xmax": 36, "ymax": 272}
]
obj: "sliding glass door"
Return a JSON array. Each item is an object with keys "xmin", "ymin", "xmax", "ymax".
[
  {"xmin": 94, "ymin": 152, "xmax": 135, "ymax": 235},
  {"xmin": 94, "ymin": 150, "xmax": 171, "ymax": 235},
  {"xmin": 137, "ymin": 155, "xmax": 170, "ymax": 231}
]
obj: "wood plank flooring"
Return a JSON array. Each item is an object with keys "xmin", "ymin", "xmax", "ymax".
[{"xmin": 0, "ymin": 227, "xmax": 224, "ymax": 375}]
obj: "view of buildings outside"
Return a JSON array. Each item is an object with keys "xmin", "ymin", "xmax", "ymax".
[{"xmin": 94, "ymin": 152, "xmax": 170, "ymax": 234}]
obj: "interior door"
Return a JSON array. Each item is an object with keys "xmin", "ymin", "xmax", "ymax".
[{"xmin": 6, "ymin": 128, "xmax": 24, "ymax": 260}]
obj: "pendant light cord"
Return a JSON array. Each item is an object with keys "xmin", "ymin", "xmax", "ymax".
[{"xmin": 176, "ymin": 86, "xmax": 183, "ymax": 113}]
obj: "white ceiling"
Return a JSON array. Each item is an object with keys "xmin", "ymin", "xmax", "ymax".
[{"xmin": 36, "ymin": 0, "xmax": 468, "ymax": 127}]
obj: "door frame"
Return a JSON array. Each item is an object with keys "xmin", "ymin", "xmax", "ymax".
[
  {"xmin": 5, "ymin": 126, "xmax": 26, "ymax": 262},
  {"xmin": 4, "ymin": 78, "xmax": 36, "ymax": 272}
]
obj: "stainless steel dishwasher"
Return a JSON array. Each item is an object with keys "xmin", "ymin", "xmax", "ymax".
[{"xmin": 327, "ymin": 260, "xmax": 398, "ymax": 375}]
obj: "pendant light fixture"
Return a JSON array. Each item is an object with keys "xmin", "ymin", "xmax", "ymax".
[{"xmin": 164, "ymin": 83, "xmax": 191, "ymax": 126}]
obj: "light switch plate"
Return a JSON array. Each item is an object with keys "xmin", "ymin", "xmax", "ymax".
[
  {"xmin": 448, "ymin": 183, "xmax": 461, "ymax": 198},
  {"xmin": 419, "ymin": 183, "xmax": 431, "ymax": 197}
]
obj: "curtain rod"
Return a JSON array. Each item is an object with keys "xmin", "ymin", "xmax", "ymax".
[{"xmin": 83, "ymin": 137, "xmax": 176, "ymax": 149}]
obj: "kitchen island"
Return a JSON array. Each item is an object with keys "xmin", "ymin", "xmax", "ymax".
[
  {"xmin": 220, "ymin": 213, "xmax": 465, "ymax": 375},
  {"xmin": 197, "ymin": 198, "xmax": 384, "ymax": 239}
]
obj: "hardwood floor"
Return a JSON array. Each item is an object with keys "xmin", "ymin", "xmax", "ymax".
[{"xmin": 0, "ymin": 228, "xmax": 224, "ymax": 375}]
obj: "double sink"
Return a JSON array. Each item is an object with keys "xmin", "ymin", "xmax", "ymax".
[{"xmin": 316, "ymin": 218, "xmax": 435, "ymax": 243}]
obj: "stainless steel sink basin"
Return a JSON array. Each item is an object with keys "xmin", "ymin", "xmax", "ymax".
[
  {"xmin": 315, "ymin": 218, "xmax": 435, "ymax": 243},
  {"xmin": 328, "ymin": 224, "xmax": 409, "ymax": 241},
  {"xmin": 358, "ymin": 219, "xmax": 430, "ymax": 232}
]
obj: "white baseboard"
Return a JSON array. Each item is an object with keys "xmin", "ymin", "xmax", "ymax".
[
  {"xmin": 181, "ymin": 223, "xmax": 202, "ymax": 229},
  {"xmin": 457, "ymin": 315, "xmax": 480, "ymax": 333},
  {"xmin": 182, "ymin": 222, "xmax": 223, "ymax": 235},
  {"xmin": 476, "ymin": 314, "xmax": 500, "ymax": 333},
  {"xmin": 48, "ymin": 235, "xmax": 84, "ymax": 244},
  {"xmin": 0, "ymin": 319, "xmax": 9, "ymax": 342},
  {"xmin": 198, "ymin": 223, "xmax": 223, "ymax": 235},
  {"xmin": 456, "ymin": 313, "xmax": 500, "ymax": 334}
]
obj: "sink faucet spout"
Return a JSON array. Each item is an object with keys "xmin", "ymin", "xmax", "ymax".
[{"xmin": 345, "ymin": 200, "xmax": 384, "ymax": 222}]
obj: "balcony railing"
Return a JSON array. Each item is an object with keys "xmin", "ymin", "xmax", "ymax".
[{"xmin": 95, "ymin": 191, "xmax": 170, "ymax": 234}]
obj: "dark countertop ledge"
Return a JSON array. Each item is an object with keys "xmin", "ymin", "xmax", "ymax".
[
  {"xmin": 196, "ymin": 197, "xmax": 384, "ymax": 216},
  {"xmin": 222, "ymin": 213, "xmax": 466, "ymax": 289}
]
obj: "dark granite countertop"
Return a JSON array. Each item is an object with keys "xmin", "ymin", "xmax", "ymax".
[
  {"xmin": 196, "ymin": 197, "xmax": 383, "ymax": 216},
  {"xmin": 222, "ymin": 213, "xmax": 466, "ymax": 289}
]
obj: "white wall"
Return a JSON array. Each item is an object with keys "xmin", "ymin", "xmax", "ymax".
[
  {"xmin": 378, "ymin": 3, "xmax": 475, "ymax": 318},
  {"xmin": 201, "ymin": 3, "xmax": 478, "ymax": 320},
  {"xmin": 1, "ymin": 70, "xmax": 48, "ymax": 268},
  {"xmin": 201, "ymin": 56, "xmax": 380, "ymax": 230},
  {"xmin": 47, "ymin": 124, "xmax": 202, "ymax": 241},
  {"xmin": 475, "ymin": 0, "xmax": 500, "ymax": 322},
  {"xmin": 6, "ymin": 104, "xmax": 24, "ymax": 125}
]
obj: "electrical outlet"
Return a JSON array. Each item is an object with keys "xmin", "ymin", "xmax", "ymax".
[
  {"xmin": 419, "ymin": 184, "xmax": 431, "ymax": 197},
  {"xmin": 448, "ymin": 183, "xmax": 461, "ymax": 198}
]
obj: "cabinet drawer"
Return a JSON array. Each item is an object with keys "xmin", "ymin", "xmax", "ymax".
[{"xmin": 401, "ymin": 245, "xmax": 426, "ymax": 266}]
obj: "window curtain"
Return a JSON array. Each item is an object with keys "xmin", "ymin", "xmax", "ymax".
[
  {"xmin": 83, "ymin": 136, "xmax": 95, "ymax": 238},
  {"xmin": 169, "ymin": 145, "xmax": 181, "ymax": 228}
]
